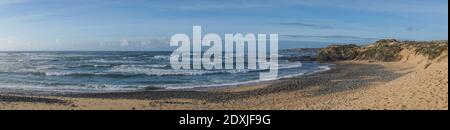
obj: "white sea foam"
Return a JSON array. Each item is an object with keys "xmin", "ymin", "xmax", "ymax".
[
  {"xmin": 44, "ymin": 72, "xmax": 79, "ymax": 76},
  {"xmin": 108, "ymin": 65, "xmax": 255, "ymax": 76},
  {"xmin": 164, "ymin": 65, "xmax": 333, "ymax": 89},
  {"xmin": 153, "ymin": 55, "xmax": 171, "ymax": 59},
  {"xmin": 317, "ymin": 65, "xmax": 331, "ymax": 71},
  {"xmin": 118, "ymin": 64, "xmax": 168, "ymax": 68},
  {"xmin": 109, "ymin": 66, "xmax": 212, "ymax": 76},
  {"xmin": 0, "ymin": 83, "xmax": 143, "ymax": 93},
  {"xmin": 84, "ymin": 59, "xmax": 144, "ymax": 64},
  {"xmin": 279, "ymin": 62, "xmax": 303, "ymax": 69}
]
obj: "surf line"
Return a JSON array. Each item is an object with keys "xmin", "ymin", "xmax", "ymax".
[{"xmin": 169, "ymin": 26, "xmax": 279, "ymax": 80}]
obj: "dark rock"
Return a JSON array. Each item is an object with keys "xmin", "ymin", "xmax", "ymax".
[{"xmin": 317, "ymin": 44, "xmax": 360, "ymax": 62}]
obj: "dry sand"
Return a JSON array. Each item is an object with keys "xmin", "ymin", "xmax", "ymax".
[{"xmin": 0, "ymin": 51, "xmax": 447, "ymax": 110}]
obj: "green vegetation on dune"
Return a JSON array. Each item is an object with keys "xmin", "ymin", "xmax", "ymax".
[
  {"xmin": 317, "ymin": 39, "xmax": 448, "ymax": 63},
  {"xmin": 317, "ymin": 44, "xmax": 360, "ymax": 62}
]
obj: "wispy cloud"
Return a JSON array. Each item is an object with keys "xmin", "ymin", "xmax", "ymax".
[
  {"xmin": 282, "ymin": 34, "xmax": 376, "ymax": 40},
  {"xmin": 141, "ymin": 0, "xmax": 447, "ymax": 14},
  {"xmin": 100, "ymin": 37, "xmax": 170, "ymax": 47},
  {"xmin": 140, "ymin": 0, "xmax": 274, "ymax": 11},
  {"xmin": 0, "ymin": 0, "xmax": 115, "ymax": 23},
  {"xmin": 0, "ymin": 12, "xmax": 55, "ymax": 22},
  {"xmin": 277, "ymin": 22, "xmax": 333, "ymax": 29},
  {"xmin": 406, "ymin": 27, "xmax": 421, "ymax": 32},
  {"xmin": 162, "ymin": 3, "xmax": 269, "ymax": 11}
]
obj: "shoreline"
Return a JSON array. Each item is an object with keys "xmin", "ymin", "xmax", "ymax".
[
  {"xmin": 0, "ymin": 63, "xmax": 334, "ymax": 95},
  {"xmin": 0, "ymin": 63, "xmax": 342, "ymax": 106},
  {"xmin": 1, "ymin": 56, "xmax": 447, "ymax": 109}
]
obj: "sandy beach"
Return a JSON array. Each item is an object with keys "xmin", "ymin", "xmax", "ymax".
[
  {"xmin": 1, "ymin": 48, "xmax": 447, "ymax": 110},
  {"xmin": 1, "ymin": 40, "xmax": 448, "ymax": 110}
]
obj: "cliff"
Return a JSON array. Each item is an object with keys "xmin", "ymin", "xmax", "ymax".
[{"xmin": 317, "ymin": 39, "xmax": 448, "ymax": 64}]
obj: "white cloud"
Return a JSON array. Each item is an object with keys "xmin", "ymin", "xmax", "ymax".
[
  {"xmin": 0, "ymin": 36, "xmax": 17, "ymax": 44},
  {"xmin": 0, "ymin": 36, "xmax": 29, "ymax": 51},
  {"xmin": 99, "ymin": 37, "xmax": 170, "ymax": 47},
  {"xmin": 0, "ymin": 36, "xmax": 36, "ymax": 50},
  {"xmin": 120, "ymin": 38, "xmax": 130, "ymax": 46}
]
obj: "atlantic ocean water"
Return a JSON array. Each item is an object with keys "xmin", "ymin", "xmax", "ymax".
[{"xmin": 0, "ymin": 50, "xmax": 330, "ymax": 92}]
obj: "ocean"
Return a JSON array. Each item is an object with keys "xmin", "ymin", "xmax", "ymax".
[{"xmin": 0, "ymin": 51, "xmax": 330, "ymax": 93}]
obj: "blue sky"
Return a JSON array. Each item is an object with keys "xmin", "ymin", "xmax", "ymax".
[{"xmin": 0, "ymin": 0, "xmax": 448, "ymax": 51}]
